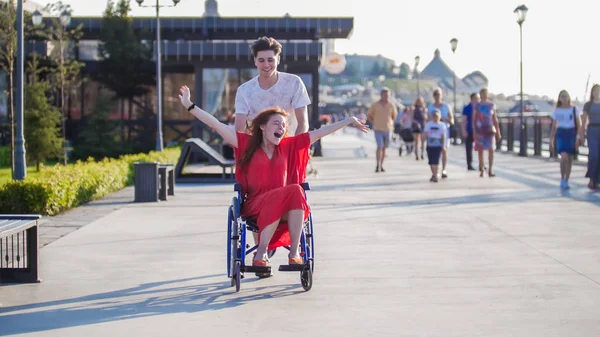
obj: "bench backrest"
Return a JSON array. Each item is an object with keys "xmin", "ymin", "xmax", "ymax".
[{"xmin": 186, "ymin": 138, "xmax": 235, "ymax": 166}]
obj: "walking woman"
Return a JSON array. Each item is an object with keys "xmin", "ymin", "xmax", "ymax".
[
  {"xmin": 413, "ymin": 97, "xmax": 427, "ymax": 160},
  {"xmin": 549, "ymin": 90, "xmax": 583, "ymax": 190},
  {"xmin": 583, "ymin": 84, "xmax": 600, "ymax": 190},
  {"xmin": 473, "ymin": 88, "xmax": 501, "ymax": 177}
]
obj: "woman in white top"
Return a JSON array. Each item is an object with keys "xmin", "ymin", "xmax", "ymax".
[{"xmin": 549, "ymin": 90, "xmax": 583, "ymax": 189}]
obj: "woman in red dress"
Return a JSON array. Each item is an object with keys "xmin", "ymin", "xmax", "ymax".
[{"xmin": 178, "ymin": 85, "xmax": 369, "ymax": 267}]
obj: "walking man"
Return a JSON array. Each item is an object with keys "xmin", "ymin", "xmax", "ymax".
[
  {"xmin": 367, "ymin": 88, "xmax": 398, "ymax": 172},
  {"xmin": 462, "ymin": 93, "xmax": 479, "ymax": 171}
]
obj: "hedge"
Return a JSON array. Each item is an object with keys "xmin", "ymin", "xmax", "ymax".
[{"xmin": 0, "ymin": 147, "xmax": 181, "ymax": 216}]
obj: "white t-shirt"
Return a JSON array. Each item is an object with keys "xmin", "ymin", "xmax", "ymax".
[
  {"xmin": 424, "ymin": 121, "xmax": 447, "ymax": 147},
  {"xmin": 551, "ymin": 107, "xmax": 581, "ymax": 129},
  {"xmin": 234, "ymin": 72, "xmax": 311, "ymax": 135}
]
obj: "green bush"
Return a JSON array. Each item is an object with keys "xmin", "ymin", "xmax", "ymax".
[{"xmin": 0, "ymin": 146, "xmax": 181, "ymax": 215}]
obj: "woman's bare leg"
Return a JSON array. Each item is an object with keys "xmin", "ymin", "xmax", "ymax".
[
  {"xmin": 560, "ymin": 152, "xmax": 568, "ymax": 180},
  {"xmin": 254, "ymin": 221, "xmax": 279, "ymax": 261},
  {"xmin": 413, "ymin": 133, "xmax": 420, "ymax": 158},
  {"xmin": 286, "ymin": 209, "xmax": 305, "ymax": 259},
  {"xmin": 565, "ymin": 154, "xmax": 574, "ymax": 182},
  {"xmin": 488, "ymin": 149, "xmax": 495, "ymax": 175}
]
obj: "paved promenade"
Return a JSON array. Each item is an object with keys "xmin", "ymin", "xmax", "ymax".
[{"xmin": 1, "ymin": 130, "xmax": 599, "ymax": 337}]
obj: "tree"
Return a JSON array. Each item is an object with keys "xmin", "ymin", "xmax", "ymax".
[
  {"xmin": 398, "ymin": 62, "xmax": 411, "ymax": 80},
  {"xmin": 73, "ymin": 94, "xmax": 120, "ymax": 160},
  {"xmin": 0, "ymin": 0, "xmax": 17, "ymax": 177},
  {"xmin": 95, "ymin": 0, "xmax": 155, "ymax": 147},
  {"xmin": 24, "ymin": 81, "xmax": 62, "ymax": 171},
  {"xmin": 37, "ymin": 1, "xmax": 85, "ymax": 165}
]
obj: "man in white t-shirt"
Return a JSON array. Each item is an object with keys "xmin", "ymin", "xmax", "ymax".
[{"xmin": 234, "ymin": 37, "xmax": 311, "ymax": 136}]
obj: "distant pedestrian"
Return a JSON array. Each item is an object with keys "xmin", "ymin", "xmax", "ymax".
[
  {"xmin": 583, "ymin": 84, "xmax": 600, "ymax": 190},
  {"xmin": 424, "ymin": 109, "xmax": 447, "ymax": 182},
  {"xmin": 412, "ymin": 97, "xmax": 427, "ymax": 161},
  {"xmin": 367, "ymin": 88, "xmax": 398, "ymax": 172},
  {"xmin": 461, "ymin": 93, "xmax": 479, "ymax": 171},
  {"xmin": 427, "ymin": 88, "xmax": 454, "ymax": 178},
  {"xmin": 473, "ymin": 88, "xmax": 501, "ymax": 177},
  {"xmin": 549, "ymin": 90, "xmax": 583, "ymax": 190}
]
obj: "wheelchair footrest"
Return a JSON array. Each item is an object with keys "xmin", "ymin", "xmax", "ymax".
[
  {"xmin": 242, "ymin": 265, "xmax": 271, "ymax": 273},
  {"xmin": 278, "ymin": 264, "xmax": 307, "ymax": 272}
]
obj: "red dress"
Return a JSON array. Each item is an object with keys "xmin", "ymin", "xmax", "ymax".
[{"xmin": 234, "ymin": 132, "xmax": 312, "ymax": 250}]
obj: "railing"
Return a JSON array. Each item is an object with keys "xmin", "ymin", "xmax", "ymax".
[
  {"xmin": 453, "ymin": 112, "xmax": 588, "ymax": 161},
  {"xmin": 495, "ymin": 112, "xmax": 588, "ymax": 161}
]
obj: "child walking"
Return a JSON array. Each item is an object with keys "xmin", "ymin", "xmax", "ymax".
[{"xmin": 424, "ymin": 110, "xmax": 448, "ymax": 182}]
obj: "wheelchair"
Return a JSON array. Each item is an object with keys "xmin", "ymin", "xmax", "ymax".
[{"xmin": 227, "ymin": 182, "xmax": 315, "ymax": 292}]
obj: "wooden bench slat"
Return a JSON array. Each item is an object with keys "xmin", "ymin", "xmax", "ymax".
[{"xmin": 0, "ymin": 219, "xmax": 38, "ymax": 237}]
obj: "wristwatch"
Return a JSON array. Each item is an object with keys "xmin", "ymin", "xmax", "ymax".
[{"xmin": 187, "ymin": 103, "xmax": 195, "ymax": 111}]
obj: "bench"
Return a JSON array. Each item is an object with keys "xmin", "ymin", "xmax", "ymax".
[
  {"xmin": 0, "ymin": 214, "xmax": 42, "ymax": 283},
  {"xmin": 158, "ymin": 164, "xmax": 175, "ymax": 201}
]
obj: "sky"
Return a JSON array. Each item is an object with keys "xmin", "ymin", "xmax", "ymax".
[{"xmin": 29, "ymin": 0, "xmax": 600, "ymax": 101}]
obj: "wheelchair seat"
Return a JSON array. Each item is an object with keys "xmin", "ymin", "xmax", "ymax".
[
  {"xmin": 234, "ymin": 182, "xmax": 310, "ymax": 192},
  {"xmin": 233, "ymin": 182, "xmax": 311, "ymax": 234},
  {"xmin": 244, "ymin": 218, "xmax": 259, "ymax": 233}
]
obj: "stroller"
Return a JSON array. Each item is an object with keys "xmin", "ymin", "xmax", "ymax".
[{"xmin": 394, "ymin": 122, "xmax": 415, "ymax": 157}]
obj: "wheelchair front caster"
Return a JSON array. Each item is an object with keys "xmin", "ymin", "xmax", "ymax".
[{"xmin": 300, "ymin": 265, "xmax": 312, "ymax": 292}]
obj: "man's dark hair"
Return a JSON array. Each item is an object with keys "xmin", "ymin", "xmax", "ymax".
[
  {"xmin": 470, "ymin": 93, "xmax": 478, "ymax": 99},
  {"xmin": 250, "ymin": 36, "xmax": 283, "ymax": 57}
]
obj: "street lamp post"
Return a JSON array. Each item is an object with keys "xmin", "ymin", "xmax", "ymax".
[
  {"xmin": 136, "ymin": 0, "xmax": 182, "ymax": 152},
  {"xmin": 450, "ymin": 38, "xmax": 458, "ymax": 117},
  {"xmin": 414, "ymin": 55, "xmax": 420, "ymax": 98},
  {"xmin": 14, "ymin": 0, "xmax": 26, "ymax": 180},
  {"xmin": 515, "ymin": 5, "xmax": 528, "ymax": 157}
]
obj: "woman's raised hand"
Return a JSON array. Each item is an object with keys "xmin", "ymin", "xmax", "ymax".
[
  {"xmin": 178, "ymin": 85, "xmax": 192, "ymax": 107},
  {"xmin": 350, "ymin": 116, "xmax": 369, "ymax": 133}
]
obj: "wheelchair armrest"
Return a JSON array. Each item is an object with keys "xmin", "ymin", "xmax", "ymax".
[
  {"xmin": 234, "ymin": 183, "xmax": 242, "ymax": 192},
  {"xmin": 301, "ymin": 182, "xmax": 310, "ymax": 191}
]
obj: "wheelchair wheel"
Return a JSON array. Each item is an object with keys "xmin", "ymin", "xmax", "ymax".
[
  {"xmin": 234, "ymin": 261, "xmax": 241, "ymax": 292},
  {"xmin": 300, "ymin": 265, "xmax": 312, "ymax": 292},
  {"xmin": 230, "ymin": 197, "xmax": 240, "ymax": 287}
]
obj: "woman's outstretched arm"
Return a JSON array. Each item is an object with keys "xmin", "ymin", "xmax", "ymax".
[
  {"xmin": 308, "ymin": 116, "xmax": 369, "ymax": 144},
  {"xmin": 178, "ymin": 85, "xmax": 238, "ymax": 148}
]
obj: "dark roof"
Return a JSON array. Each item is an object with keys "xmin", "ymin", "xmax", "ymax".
[
  {"xmin": 38, "ymin": 16, "xmax": 354, "ymax": 41},
  {"xmin": 420, "ymin": 49, "xmax": 455, "ymax": 79},
  {"xmin": 463, "ymin": 70, "xmax": 488, "ymax": 83}
]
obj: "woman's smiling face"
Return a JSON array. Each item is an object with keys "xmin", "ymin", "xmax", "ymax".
[{"xmin": 261, "ymin": 114, "xmax": 287, "ymax": 145}]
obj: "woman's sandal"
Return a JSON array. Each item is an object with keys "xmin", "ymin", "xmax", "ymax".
[
  {"xmin": 288, "ymin": 257, "xmax": 303, "ymax": 265},
  {"xmin": 252, "ymin": 258, "xmax": 273, "ymax": 278}
]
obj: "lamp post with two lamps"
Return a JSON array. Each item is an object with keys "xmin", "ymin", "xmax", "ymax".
[
  {"xmin": 135, "ymin": 0, "xmax": 183, "ymax": 152},
  {"xmin": 450, "ymin": 38, "xmax": 458, "ymax": 117},
  {"xmin": 514, "ymin": 4, "xmax": 529, "ymax": 157}
]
